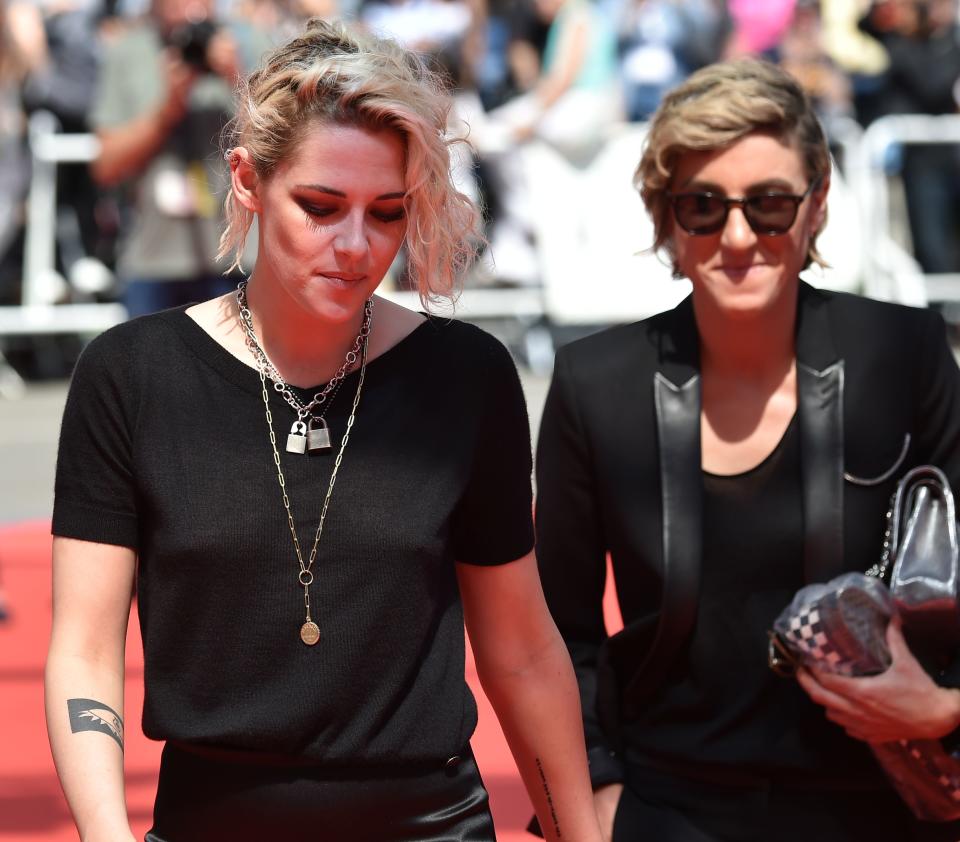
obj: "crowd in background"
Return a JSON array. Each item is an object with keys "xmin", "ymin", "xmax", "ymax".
[{"xmin": 1, "ymin": 0, "xmax": 960, "ymax": 333}]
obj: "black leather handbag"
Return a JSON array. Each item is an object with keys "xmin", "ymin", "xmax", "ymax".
[{"xmin": 769, "ymin": 465, "xmax": 960, "ymax": 821}]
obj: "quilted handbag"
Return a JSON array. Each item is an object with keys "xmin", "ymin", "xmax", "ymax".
[
  {"xmin": 768, "ymin": 465, "xmax": 960, "ymax": 821},
  {"xmin": 769, "ymin": 573, "xmax": 894, "ymax": 678}
]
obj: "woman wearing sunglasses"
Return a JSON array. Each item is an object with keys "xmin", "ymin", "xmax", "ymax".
[{"xmin": 535, "ymin": 59, "xmax": 960, "ymax": 841}]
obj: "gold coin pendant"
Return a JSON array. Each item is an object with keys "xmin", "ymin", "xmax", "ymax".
[{"xmin": 300, "ymin": 621, "xmax": 320, "ymax": 646}]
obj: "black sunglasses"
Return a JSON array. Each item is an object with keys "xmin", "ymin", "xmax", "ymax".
[{"xmin": 667, "ymin": 179, "xmax": 821, "ymax": 236}]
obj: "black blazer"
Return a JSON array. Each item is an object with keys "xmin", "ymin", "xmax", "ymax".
[{"xmin": 535, "ymin": 282, "xmax": 960, "ymax": 787}]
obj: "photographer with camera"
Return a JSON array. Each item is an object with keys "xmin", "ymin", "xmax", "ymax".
[{"xmin": 90, "ymin": 0, "xmax": 271, "ymax": 316}]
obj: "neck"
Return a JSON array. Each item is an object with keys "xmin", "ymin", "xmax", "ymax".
[
  {"xmin": 242, "ymin": 277, "xmax": 367, "ymax": 388},
  {"xmin": 694, "ymin": 287, "xmax": 797, "ymax": 383}
]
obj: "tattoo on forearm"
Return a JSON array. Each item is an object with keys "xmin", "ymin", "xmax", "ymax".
[
  {"xmin": 67, "ymin": 698, "xmax": 124, "ymax": 750},
  {"xmin": 535, "ymin": 757, "xmax": 562, "ymax": 838}
]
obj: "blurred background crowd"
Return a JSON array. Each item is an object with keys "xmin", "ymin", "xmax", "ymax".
[{"xmin": 2, "ymin": 0, "xmax": 960, "ymax": 382}]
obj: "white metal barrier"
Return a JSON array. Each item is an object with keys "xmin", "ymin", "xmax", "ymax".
[
  {"xmin": 0, "ymin": 112, "xmax": 126, "ymax": 397},
  {"xmin": 15, "ymin": 111, "xmax": 125, "ymax": 323},
  {"xmin": 858, "ymin": 113, "xmax": 960, "ymax": 306}
]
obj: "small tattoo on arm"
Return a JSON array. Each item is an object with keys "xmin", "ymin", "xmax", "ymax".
[
  {"xmin": 535, "ymin": 757, "xmax": 562, "ymax": 838},
  {"xmin": 67, "ymin": 698, "xmax": 124, "ymax": 750}
]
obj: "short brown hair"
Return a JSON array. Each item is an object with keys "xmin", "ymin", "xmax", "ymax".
[{"xmin": 636, "ymin": 59, "xmax": 830, "ymax": 276}]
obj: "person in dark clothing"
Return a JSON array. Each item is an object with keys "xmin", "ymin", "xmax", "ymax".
[
  {"xmin": 45, "ymin": 19, "xmax": 602, "ymax": 842},
  {"xmin": 860, "ymin": 0, "xmax": 960, "ymax": 273},
  {"xmin": 535, "ymin": 58, "xmax": 960, "ymax": 842}
]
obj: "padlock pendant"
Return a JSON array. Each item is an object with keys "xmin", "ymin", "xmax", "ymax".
[
  {"xmin": 286, "ymin": 420, "xmax": 308, "ymax": 454},
  {"xmin": 307, "ymin": 417, "xmax": 331, "ymax": 452}
]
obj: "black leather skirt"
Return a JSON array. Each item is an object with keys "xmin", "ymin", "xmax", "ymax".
[{"xmin": 145, "ymin": 741, "xmax": 496, "ymax": 842}]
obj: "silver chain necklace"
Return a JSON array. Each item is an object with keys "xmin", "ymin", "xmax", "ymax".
[
  {"xmin": 237, "ymin": 280, "xmax": 373, "ymax": 454},
  {"xmin": 257, "ymin": 324, "xmax": 369, "ymax": 646}
]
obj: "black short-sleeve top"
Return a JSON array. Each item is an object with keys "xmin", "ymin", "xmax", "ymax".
[{"xmin": 52, "ymin": 306, "xmax": 535, "ymax": 765}]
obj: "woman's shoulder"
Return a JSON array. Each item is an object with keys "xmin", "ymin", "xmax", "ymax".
[
  {"xmin": 373, "ymin": 296, "xmax": 511, "ymax": 361},
  {"xmin": 398, "ymin": 316, "xmax": 525, "ymax": 409},
  {"xmin": 552, "ymin": 310, "xmax": 674, "ymax": 378},
  {"xmin": 808, "ymin": 285, "xmax": 944, "ymax": 340},
  {"xmin": 415, "ymin": 313, "xmax": 518, "ymax": 368},
  {"xmin": 62, "ymin": 310, "xmax": 188, "ymax": 423},
  {"xmin": 799, "ymin": 286, "xmax": 956, "ymax": 392},
  {"xmin": 73, "ymin": 308, "xmax": 187, "ymax": 379},
  {"xmin": 86, "ymin": 307, "xmax": 182, "ymax": 348}
]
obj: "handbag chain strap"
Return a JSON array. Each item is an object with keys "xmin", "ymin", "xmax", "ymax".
[
  {"xmin": 866, "ymin": 502, "xmax": 895, "ymax": 581},
  {"xmin": 868, "ymin": 467, "xmax": 952, "ymax": 582}
]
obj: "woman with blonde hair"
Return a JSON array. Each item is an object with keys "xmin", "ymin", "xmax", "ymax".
[
  {"xmin": 536, "ymin": 58, "xmax": 960, "ymax": 841},
  {"xmin": 45, "ymin": 19, "xmax": 602, "ymax": 842}
]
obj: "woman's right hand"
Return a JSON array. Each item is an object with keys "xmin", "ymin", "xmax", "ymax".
[{"xmin": 594, "ymin": 783, "xmax": 623, "ymax": 842}]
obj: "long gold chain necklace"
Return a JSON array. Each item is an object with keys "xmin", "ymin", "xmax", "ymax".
[{"xmin": 252, "ymin": 308, "xmax": 371, "ymax": 645}]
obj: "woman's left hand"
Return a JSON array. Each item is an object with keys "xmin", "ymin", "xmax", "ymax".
[{"xmin": 796, "ymin": 617, "xmax": 960, "ymax": 743}]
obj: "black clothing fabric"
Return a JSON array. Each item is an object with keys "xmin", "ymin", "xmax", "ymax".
[
  {"xmin": 535, "ymin": 283, "xmax": 960, "ymax": 836},
  {"xmin": 610, "ymin": 760, "xmax": 958, "ymax": 842},
  {"xmin": 629, "ymin": 415, "xmax": 821, "ymax": 773},
  {"xmin": 53, "ymin": 307, "xmax": 535, "ymax": 766},
  {"xmin": 146, "ymin": 743, "xmax": 496, "ymax": 842},
  {"xmin": 857, "ymin": 17, "xmax": 960, "ymax": 119}
]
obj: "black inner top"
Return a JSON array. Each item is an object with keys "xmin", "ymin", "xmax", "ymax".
[{"xmin": 630, "ymin": 415, "xmax": 875, "ymax": 777}]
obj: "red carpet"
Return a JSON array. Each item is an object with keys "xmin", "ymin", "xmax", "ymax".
[{"xmin": 0, "ymin": 522, "xmax": 622, "ymax": 841}]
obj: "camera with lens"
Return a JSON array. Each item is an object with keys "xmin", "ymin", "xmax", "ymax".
[{"xmin": 168, "ymin": 20, "xmax": 217, "ymax": 72}]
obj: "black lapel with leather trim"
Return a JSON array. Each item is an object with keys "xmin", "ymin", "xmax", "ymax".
[
  {"xmin": 622, "ymin": 297, "xmax": 703, "ymax": 717},
  {"xmin": 620, "ymin": 285, "xmax": 846, "ymax": 715},
  {"xmin": 795, "ymin": 283, "xmax": 845, "ymax": 584}
]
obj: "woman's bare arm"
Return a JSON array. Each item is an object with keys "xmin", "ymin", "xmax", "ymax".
[
  {"xmin": 45, "ymin": 536, "xmax": 137, "ymax": 842},
  {"xmin": 457, "ymin": 551, "xmax": 603, "ymax": 842}
]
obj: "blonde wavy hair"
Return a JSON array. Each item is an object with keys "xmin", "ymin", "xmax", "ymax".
[
  {"xmin": 219, "ymin": 18, "xmax": 481, "ymax": 304},
  {"xmin": 636, "ymin": 59, "xmax": 831, "ymax": 277}
]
